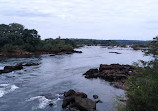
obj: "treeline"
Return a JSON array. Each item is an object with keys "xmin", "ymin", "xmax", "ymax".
[
  {"xmin": 0, "ymin": 23, "xmax": 76, "ymax": 52},
  {"xmin": 118, "ymin": 37, "xmax": 158, "ymax": 111},
  {"xmin": 71, "ymin": 39, "xmax": 118, "ymax": 46},
  {"xmin": 71, "ymin": 38, "xmax": 150, "ymax": 47}
]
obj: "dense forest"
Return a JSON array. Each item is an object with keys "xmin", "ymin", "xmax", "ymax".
[{"xmin": 0, "ymin": 23, "xmax": 76, "ymax": 53}]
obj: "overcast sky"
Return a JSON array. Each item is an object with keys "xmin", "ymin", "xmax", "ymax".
[{"xmin": 0, "ymin": 0, "xmax": 158, "ymax": 40}]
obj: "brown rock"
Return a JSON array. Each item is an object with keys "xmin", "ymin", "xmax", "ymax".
[
  {"xmin": 62, "ymin": 90, "xmax": 96, "ymax": 111},
  {"xmin": 64, "ymin": 89, "xmax": 76, "ymax": 97},
  {"xmin": 83, "ymin": 69, "xmax": 99, "ymax": 78},
  {"xmin": 75, "ymin": 92, "xmax": 87, "ymax": 98},
  {"xmin": 3, "ymin": 63, "xmax": 23, "ymax": 73},
  {"xmin": 75, "ymin": 96, "xmax": 96, "ymax": 111},
  {"xmin": 83, "ymin": 64, "xmax": 136, "ymax": 89}
]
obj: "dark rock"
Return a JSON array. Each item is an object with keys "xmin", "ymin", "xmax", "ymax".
[
  {"xmin": 3, "ymin": 63, "xmax": 23, "ymax": 73},
  {"xmin": 4, "ymin": 63, "xmax": 23, "ymax": 70},
  {"xmin": 73, "ymin": 50, "xmax": 82, "ymax": 53},
  {"xmin": 64, "ymin": 89, "xmax": 76, "ymax": 97},
  {"xmin": 49, "ymin": 103, "xmax": 54, "ymax": 107},
  {"xmin": 62, "ymin": 95, "xmax": 75, "ymax": 108},
  {"xmin": 0, "ymin": 62, "xmax": 40, "ymax": 75},
  {"xmin": 83, "ymin": 69, "xmax": 99, "ymax": 78},
  {"xmin": 74, "ymin": 96, "xmax": 96, "ymax": 111},
  {"xmin": 75, "ymin": 92, "xmax": 87, "ymax": 98},
  {"xmin": 83, "ymin": 64, "xmax": 136, "ymax": 89},
  {"xmin": 119, "ymin": 99, "xmax": 126, "ymax": 102},
  {"xmin": 65, "ymin": 52, "xmax": 73, "ymax": 54},
  {"xmin": 69, "ymin": 107, "xmax": 80, "ymax": 111},
  {"xmin": 0, "ymin": 70, "xmax": 3, "ymax": 74},
  {"xmin": 49, "ymin": 54, "xmax": 55, "ymax": 56},
  {"xmin": 23, "ymin": 62, "xmax": 39, "ymax": 66},
  {"xmin": 62, "ymin": 90, "xmax": 96, "ymax": 111},
  {"xmin": 93, "ymin": 95, "xmax": 98, "ymax": 99},
  {"xmin": 109, "ymin": 52, "xmax": 121, "ymax": 54}
]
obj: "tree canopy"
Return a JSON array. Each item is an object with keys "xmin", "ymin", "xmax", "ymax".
[{"xmin": 0, "ymin": 23, "xmax": 76, "ymax": 52}]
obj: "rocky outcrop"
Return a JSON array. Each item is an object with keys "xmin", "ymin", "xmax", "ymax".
[
  {"xmin": 62, "ymin": 89, "xmax": 96, "ymax": 111},
  {"xmin": 83, "ymin": 69, "xmax": 99, "ymax": 78},
  {"xmin": 23, "ymin": 62, "xmax": 39, "ymax": 66},
  {"xmin": 0, "ymin": 62, "xmax": 39, "ymax": 74},
  {"xmin": 1, "ymin": 63, "xmax": 23, "ymax": 74},
  {"xmin": 73, "ymin": 50, "xmax": 82, "ymax": 53},
  {"xmin": 83, "ymin": 64, "xmax": 136, "ymax": 89}
]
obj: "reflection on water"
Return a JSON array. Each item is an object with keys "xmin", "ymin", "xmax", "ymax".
[{"xmin": 0, "ymin": 46, "xmax": 149, "ymax": 111}]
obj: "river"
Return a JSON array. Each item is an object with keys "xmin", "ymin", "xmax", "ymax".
[{"xmin": 0, "ymin": 46, "xmax": 150, "ymax": 111}]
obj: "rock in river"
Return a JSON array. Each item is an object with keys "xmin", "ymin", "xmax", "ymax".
[
  {"xmin": 3, "ymin": 63, "xmax": 23, "ymax": 73},
  {"xmin": 0, "ymin": 62, "xmax": 40, "ymax": 74},
  {"xmin": 62, "ymin": 89, "xmax": 96, "ymax": 111},
  {"xmin": 83, "ymin": 64, "xmax": 136, "ymax": 89},
  {"xmin": 23, "ymin": 62, "xmax": 39, "ymax": 66}
]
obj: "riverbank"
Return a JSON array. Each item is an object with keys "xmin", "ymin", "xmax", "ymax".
[{"xmin": 0, "ymin": 50, "xmax": 82, "ymax": 57}]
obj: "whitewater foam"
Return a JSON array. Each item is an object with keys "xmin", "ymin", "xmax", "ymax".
[
  {"xmin": 27, "ymin": 93, "xmax": 63, "ymax": 109},
  {"xmin": 0, "ymin": 66, "xmax": 4, "ymax": 70},
  {"xmin": 27, "ymin": 96, "xmax": 51, "ymax": 109},
  {"xmin": 0, "ymin": 84, "xmax": 19, "ymax": 97}
]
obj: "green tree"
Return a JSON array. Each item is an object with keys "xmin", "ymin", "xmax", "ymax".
[{"xmin": 122, "ymin": 37, "xmax": 158, "ymax": 111}]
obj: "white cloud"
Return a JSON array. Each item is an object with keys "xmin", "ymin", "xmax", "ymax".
[{"xmin": 0, "ymin": 0, "xmax": 158, "ymax": 40}]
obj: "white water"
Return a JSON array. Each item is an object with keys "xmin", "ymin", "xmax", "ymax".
[{"xmin": 0, "ymin": 84, "xmax": 19, "ymax": 98}]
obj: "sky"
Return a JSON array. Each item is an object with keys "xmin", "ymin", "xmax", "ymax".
[{"xmin": 0, "ymin": 0, "xmax": 158, "ymax": 40}]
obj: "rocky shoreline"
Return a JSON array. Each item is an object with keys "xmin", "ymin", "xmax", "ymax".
[
  {"xmin": 83, "ymin": 64, "xmax": 136, "ymax": 89},
  {"xmin": 0, "ymin": 50, "xmax": 82, "ymax": 57}
]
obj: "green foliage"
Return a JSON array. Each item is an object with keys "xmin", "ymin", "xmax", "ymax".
[
  {"xmin": 145, "ymin": 37, "xmax": 158, "ymax": 58},
  {"xmin": 0, "ymin": 23, "xmax": 41, "ymax": 51},
  {"xmin": 1, "ymin": 44, "xmax": 18, "ymax": 52},
  {"xmin": 41, "ymin": 38, "xmax": 74, "ymax": 52},
  {"xmin": 121, "ymin": 37, "xmax": 158, "ymax": 111},
  {"xmin": 71, "ymin": 39, "xmax": 118, "ymax": 45},
  {"xmin": 71, "ymin": 39, "xmax": 149, "ymax": 46},
  {"xmin": 131, "ymin": 44, "xmax": 148, "ymax": 50},
  {"xmin": 0, "ymin": 23, "xmax": 76, "ymax": 52},
  {"xmin": 125, "ymin": 67, "xmax": 158, "ymax": 111}
]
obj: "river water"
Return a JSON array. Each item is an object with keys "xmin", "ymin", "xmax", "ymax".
[{"xmin": 0, "ymin": 46, "xmax": 149, "ymax": 111}]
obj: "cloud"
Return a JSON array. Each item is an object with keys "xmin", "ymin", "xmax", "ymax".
[
  {"xmin": 1, "ymin": 9, "xmax": 51, "ymax": 17},
  {"xmin": 0, "ymin": 0, "xmax": 158, "ymax": 40}
]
